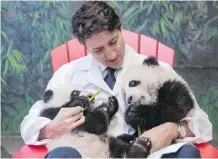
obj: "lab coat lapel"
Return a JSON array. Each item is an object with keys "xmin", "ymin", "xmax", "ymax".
[{"xmin": 87, "ymin": 58, "xmax": 112, "ymax": 93}]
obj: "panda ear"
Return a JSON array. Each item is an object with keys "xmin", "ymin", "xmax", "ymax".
[
  {"xmin": 43, "ymin": 90, "xmax": 53, "ymax": 103},
  {"xmin": 143, "ymin": 56, "xmax": 159, "ymax": 66},
  {"xmin": 71, "ymin": 90, "xmax": 81, "ymax": 99}
]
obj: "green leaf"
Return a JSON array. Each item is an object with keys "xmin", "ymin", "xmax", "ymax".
[
  {"xmin": 111, "ymin": 1, "xmax": 120, "ymax": 9},
  {"xmin": 163, "ymin": 1, "xmax": 169, "ymax": 10},
  {"xmin": 1, "ymin": 31, "xmax": 9, "ymax": 42},
  {"xmin": 193, "ymin": 30, "xmax": 202, "ymax": 42},
  {"xmin": 6, "ymin": 41, "xmax": 13, "ymax": 56},
  {"xmin": 123, "ymin": 5, "xmax": 138, "ymax": 18},
  {"xmin": 206, "ymin": 27, "xmax": 218, "ymax": 42},
  {"xmin": 147, "ymin": 3, "xmax": 154, "ymax": 16},
  {"xmin": 42, "ymin": 49, "xmax": 51, "ymax": 63},
  {"xmin": 174, "ymin": 12, "xmax": 183, "ymax": 26},
  {"xmin": 3, "ymin": 59, "xmax": 9, "ymax": 77},
  {"xmin": 197, "ymin": 1, "xmax": 204, "ymax": 9},
  {"xmin": 13, "ymin": 49, "xmax": 24, "ymax": 63},
  {"xmin": 32, "ymin": 12, "xmax": 39, "ymax": 26},
  {"xmin": 140, "ymin": 1, "xmax": 144, "ymax": 8},
  {"xmin": 58, "ymin": 18, "xmax": 64, "ymax": 29},
  {"xmin": 160, "ymin": 19, "xmax": 167, "ymax": 37},
  {"xmin": 170, "ymin": 4, "xmax": 174, "ymax": 13},
  {"xmin": 136, "ymin": 20, "xmax": 147, "ymax": 33}
]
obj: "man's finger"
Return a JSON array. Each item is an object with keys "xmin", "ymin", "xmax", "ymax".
[
  {"xmin": 62, "ymin": 106, "xmax": 84, "ymax": 117},
  {"xmin": 64, "ymin": 112, "xmax": 83, "ymax": 125},
  {"xmin": 69, "ymin": 116, "xmax": 85, "ymax": 130}
]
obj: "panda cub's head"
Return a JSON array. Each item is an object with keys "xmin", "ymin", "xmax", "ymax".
[
  {"xmin": 122, "ymin": 56, "xmax": 181, "ymax": 106},
  {"xmin": 42, "ymin": 84, "xmax": 92, "ymax": 111}
]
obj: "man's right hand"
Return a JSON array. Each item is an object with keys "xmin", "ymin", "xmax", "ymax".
[{"xmin": 38, "ymin": 106, "xmax": 85, "ymax": 140}]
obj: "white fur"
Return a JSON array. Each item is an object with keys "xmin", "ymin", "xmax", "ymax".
[
  {"xmin": 44, "ymin": 84, "xmax": 84, "ymax": 108},
  {"xmin": 122, "ymin": 64, "xmax": 192, "ymax": 106},
  {"xmin": 46, "ymin": 132, "xmax": 110, "ymax": 158}
]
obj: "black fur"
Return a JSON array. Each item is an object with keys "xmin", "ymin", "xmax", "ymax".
[
  {"xmin": 40, "ymin": 90, "xmax": 147, "ymax": 158},
  {"xmin": 43, "ymin": 90, "xmax": 53, "ymax": 103},
  {"xmin": 143, "ymin": 56, "xmax": 159, "ymax": 66}
]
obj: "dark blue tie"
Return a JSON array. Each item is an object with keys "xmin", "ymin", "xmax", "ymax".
[{"xmin": 104, "ymin": 67, "xmax": 116, "ymax": 90}]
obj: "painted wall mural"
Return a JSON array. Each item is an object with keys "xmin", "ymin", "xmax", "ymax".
[{"xmin": 1, "ymin": 1, "xmax": 218, "ymax": 141}]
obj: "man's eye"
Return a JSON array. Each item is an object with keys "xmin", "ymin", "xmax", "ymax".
[
  {"xmin": 110, "ymin": 40, "xmax": 116, "ymax": 44},
  {"xmin": 129, "ymin": 80, "xmax": 141, "ymax": 87},
  {"xmin": 110, "ymin": 40, "xmax": 117, "ymax": 45},
  {"xmin": 94, "ymin": 48, "xmax": 103, "ymax": 53}
]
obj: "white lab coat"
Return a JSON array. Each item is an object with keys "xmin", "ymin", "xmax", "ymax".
[{"xmin": 20, "ymin": 45, "xmax": 212, "ymax": 156}]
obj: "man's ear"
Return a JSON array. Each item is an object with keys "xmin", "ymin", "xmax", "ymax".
[{"xmin": 143, "ymin": 56, "xmax": 159, "ymax": 66}]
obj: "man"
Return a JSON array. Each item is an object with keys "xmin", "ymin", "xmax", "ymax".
[{"xmin": 20, "ymin": 1, "xmax": 212, "ymax": 158}]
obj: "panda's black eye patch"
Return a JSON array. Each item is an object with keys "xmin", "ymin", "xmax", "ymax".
[
  {"xmin": 129, "ymin": 80, "xmax": 141, "ymax": 87},
  {"xmin": 43, "ymin": 90, "xmax": 53, "ymax": 103},
  {"xmin": 71, "ymin": 90, "xmax": 81, "ymax": 96}
]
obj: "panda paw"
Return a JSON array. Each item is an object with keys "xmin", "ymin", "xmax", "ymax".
[
  {"xmin": 107, "ymin": 96, "xmax": 119, "ymax": 118},
  {"xmin": 126, "ymin": 137, "xmax": 151, "ymax": 158},
  {"xmin": 108, "ymin": 96, "xmax": 118, "ymax": 107},
  {"xmin": 134, "ymin": 137, "xmax": 151, "ymax": 150}
]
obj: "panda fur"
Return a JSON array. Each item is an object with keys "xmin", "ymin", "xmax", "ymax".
[
  {"xmin": 119, "ymin": 57, "xmax": 195, "ymax": 156},
  {"xmin": 40, "ymin": 84, "xmax": 150, "ymax": 158}
]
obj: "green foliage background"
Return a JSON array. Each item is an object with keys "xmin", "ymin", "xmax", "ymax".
[{"xmin": 1, "ymin": 1, "xmax": 218, "ymax": 141}]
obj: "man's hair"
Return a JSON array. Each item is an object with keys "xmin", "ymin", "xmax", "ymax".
[{"xmin": 72, "ymin": 1, "xmax": 122, "ymax": 45}]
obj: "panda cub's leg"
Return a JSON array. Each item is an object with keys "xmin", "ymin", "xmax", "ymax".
[
  {"xmin": 81, "ymin": 96, "xmax": 118, "ymax": 135},
  {"xmin": 109, "ymin": 136, "xmax": 151, "ymax": 158}
]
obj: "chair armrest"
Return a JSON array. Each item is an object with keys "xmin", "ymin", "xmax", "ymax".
[{"xmin": 13, "ymin": 145, "xmax": 48, "ymax": 158}]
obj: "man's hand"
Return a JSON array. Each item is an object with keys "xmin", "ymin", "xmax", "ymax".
[
  {"xmin": 38, "ymin": 106, "xmax": 85, "ymax": 140},
  {"xmin": 141, "ymin": 122, "xmax": 179, "ymax": 152}
]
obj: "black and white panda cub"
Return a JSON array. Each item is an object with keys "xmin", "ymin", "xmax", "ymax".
[
  {"xmin": 121, "ymin": 57, "xmax": 195, "ymax": 157},
  {"xmin": 40, "ymin": 84, "xmax": 152, "ymax": 158}
]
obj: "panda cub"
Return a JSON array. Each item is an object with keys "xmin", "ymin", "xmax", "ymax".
[
  {"xmin": 120, "ymin": 57, "xmax": 195, "ymax": 157},
  {"xmin": 40, "ymin": 84, "xmax": 151, "ymax": 158}
]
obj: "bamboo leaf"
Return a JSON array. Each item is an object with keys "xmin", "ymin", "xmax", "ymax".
[
  {"xmin": 206, "ymin": 27, "xmax": 218, "ymax": 42},
  {"xmin": 174, "ymin": 12, "xmax": 183, "ymax": 26},
  {"xmin": 123, "ymin": 5, "xmax": 138, "ymax": 18},
  {"xmin": 42, "ymin": 49, "xmax": 51, "ymax": 63},
  {"xmin": 193, "ymin": 30, "xmax": 202, "ymax": 42},
  {"xmin": 1, "ymin": 31, "xmax": 9, "ymax": 42},
  {"xmin": 13, "ymin": 49, "xmax": 24, "ymax": 63},
  {"xmin": 170, "ymin": 4, "xmax": 174, "ymax": 13},
  {"xmin": 140, "ymin": 1, "xmax": 144, "ymax": 8},
  {"xmin": 32, "ymin": 12, "xmax": 39, "ymax": 26},
  {"xmin": 111, "ymin": 1, "xmax": 120, "ymax": 9},
  {"xmin": 147, "ymin": 3, "xmax": 154, "ymax": 16},
  {"xmin": 161, "ymin": 19, "xmax": 167, "ymax": 37},
  {"xmin": 6, "ymin": 41, "xmax": 13, "ymax": 56},
  {"xmin": 163, "ymin": 1, "xmax": 169, "ymax": 10},
  {"xmin": 136, "ymin": 20, "xmax": 147, "ymax": 33},
  {"xmin": 58, "ymin": 18, "xmax": 64, "ymax": 29},
  {"xmin": 3, "ymin": 59, "xmax": 9, "ymax": 77},
  {"xmin": 197, "ymin": 1, "xmax": 204, "ymax": 10}
]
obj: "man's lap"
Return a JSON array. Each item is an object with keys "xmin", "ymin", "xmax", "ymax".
[{"xmin": 45, "ymin": 143, "xmax": 200, "ymax": 158}]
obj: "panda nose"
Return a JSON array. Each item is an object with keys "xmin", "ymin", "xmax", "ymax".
[{"xmin": 128, "ymin": 96, "xmax": 132, "ymax": 104}]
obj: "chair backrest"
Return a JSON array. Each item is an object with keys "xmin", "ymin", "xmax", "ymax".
[{"xmin": 50, "ymin": 29, "xmax": 174, "ymax": 72}]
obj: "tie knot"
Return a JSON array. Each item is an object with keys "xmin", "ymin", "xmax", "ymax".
[{"xmin": 106, "ymin": 67, "xmax": 116, "ymax": 74}]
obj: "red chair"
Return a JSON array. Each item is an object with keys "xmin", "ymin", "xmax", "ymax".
[{"xmin": 13, "ymin": 29, "xmax": 218, "ymax": 158}]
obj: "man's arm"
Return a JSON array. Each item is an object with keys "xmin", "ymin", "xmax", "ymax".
[{"xmin": 20, "ymin": 61, "xmax": 79, "ymax": 145}]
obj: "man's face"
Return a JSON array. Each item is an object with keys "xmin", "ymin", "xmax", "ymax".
[{"xmin": 85, "ymin": 29, "xmax": 125, "ymax": 69}]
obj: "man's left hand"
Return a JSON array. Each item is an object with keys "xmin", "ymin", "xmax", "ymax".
[{"xmin": 141, "ymin": 122, "xmax": 179, "ymax": 152}]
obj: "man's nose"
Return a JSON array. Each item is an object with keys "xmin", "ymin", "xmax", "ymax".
[{"xmin": 106, "ymin": 50, "xmax": 117, "ymax": 60}]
